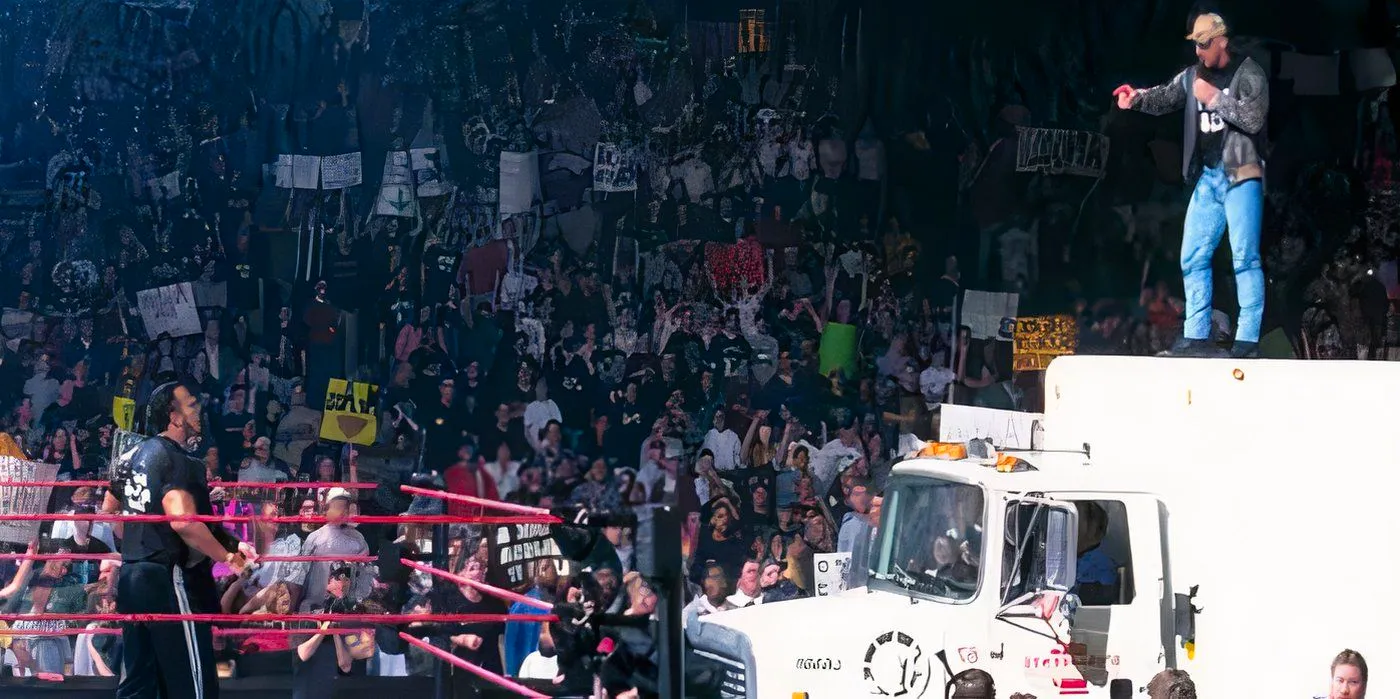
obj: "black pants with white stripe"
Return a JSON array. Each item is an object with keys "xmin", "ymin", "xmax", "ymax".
[{"xmin": 116, "ymin": 560, "xmax": 220, "ymax": 699}]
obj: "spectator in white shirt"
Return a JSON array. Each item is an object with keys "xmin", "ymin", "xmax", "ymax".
[
  {"xmin": 681, "ymin": 562, "xmax": 736, "ymax": 628},
  {"xmin": 516, "ymin": 623, "xmax": 559, "ymax": 680},
  {"xmin": 725, "ymin": 559, "xmax": 764, "ymax": 608},
  {"xmin": 700, "ymin": 409, "xmax": 742, "ymax": 471},
  {"xmin": 484, "ymin": 442, "xmax": 521, "ymax": 495},
  {"xmin": 524, "ymin": 380, "xmax": 562, "ymax": 452}
]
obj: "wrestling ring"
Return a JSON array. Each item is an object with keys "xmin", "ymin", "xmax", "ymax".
[{"xmin": 0, "ymin": 479, "xmax": 574, "ymax": 698}]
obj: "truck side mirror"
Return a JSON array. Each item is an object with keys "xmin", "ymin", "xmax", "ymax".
[
  {"xmin": 1001, "ymin": 497, "xmax": 1078, "ymax": 605},
  {"xmin": 1044, "ymin": 506, "xmax": 1077, "ymax": 592},
  {"xmin": 1174, "ymin": 584, "xmax": 1201, "ymax": 650}
]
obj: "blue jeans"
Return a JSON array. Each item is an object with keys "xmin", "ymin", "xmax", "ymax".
[{"xmin": 1181, "ymin": 167, "xmax": 1264, "ymax": 343}]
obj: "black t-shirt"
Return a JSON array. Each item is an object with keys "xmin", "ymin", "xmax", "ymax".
[
  {"xmin": 111, "ymin": 435, "xmax": 211, "ymax": 567},
  {"xmin": 709, "ymin": 332, "xmax": 753, "ymax": 380},
  {"xmin": 419, "ymin": 401, "xmax": 470, "ymax": 470},
  {"xmin": 292, "ymin": 634, "xmax": 367, "ymax": 699},
  {"xmin": 478, "ymin": 419, "xmax": 530, "ymax": 461},
  {"xmin": 423, "ymin": 245, "xmax": 462, "ymax": 304},
  {"xmin": 610, "ymin": 400, "xmax": 648, "ymax": 461},
  {"xmin": 55, "ymin": 536, "xmax": 112, "ymax": 585},
  {"xmin": 554, "ymin": 356, "xmax": 595, "ymax": 427},
  {"xmin": 1194, "ymin": 59, "xmax": 1241, "ymax": 172},
  {"xmin": 440, "ymin": 592, "xmax": 508, "ymax": 675},
  {"xmin": 664, "ymin": 330, "xmax": 706, "ymax": 377}
]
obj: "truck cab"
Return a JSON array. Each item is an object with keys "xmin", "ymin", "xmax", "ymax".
[
  {"xmin": 690, "ymin": 356, "xmax": 1400, "ymax": 698},
  {"xmin": 687, "ymin": 447, "xmax": 1169, "ymax": 699}
]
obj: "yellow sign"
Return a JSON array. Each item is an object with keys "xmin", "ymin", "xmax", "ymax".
[
  {"xmin": 113, "ymin": 397, "xmax": 136, "ymax": 432},
  {"xmin": 319, "ymin": 379, "xmax": 379, "ymax": 446},
  {"xmin": 1013, "ymin": 315, "xmax": 1078, "ymax": 372}
]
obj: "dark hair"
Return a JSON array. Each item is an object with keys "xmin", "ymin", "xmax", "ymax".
[
  {"xmin": 1079, "ymin": 501, "xmax": 1110, "ymax": 538},
  {"xmin": 1146, "ymin": 669, "xmax": 1196, "ymax": 699},
  {"xmin": 329, "ymin": 566, "xmax": 353, "ymax": 581},
  {"xmin": 146, "ymin": 381, "xmax": 191, "ymax": 433},
  {"xmin": 948, "ymin": 669, "xmax": 994, "ymax": 699}
]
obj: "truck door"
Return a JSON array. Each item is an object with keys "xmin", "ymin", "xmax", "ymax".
[
  {"xmin": 1062, "ymin": 495, "xmax": 1165, "ymax": 695},
  {"xmin": 991, "ymin": 495, "xmax": 1086, "ymax": 697}
]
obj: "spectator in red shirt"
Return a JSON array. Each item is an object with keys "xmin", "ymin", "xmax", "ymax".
[{"xmin": 443, "ymin": 444, "xmax": 500, "ymax": 517}]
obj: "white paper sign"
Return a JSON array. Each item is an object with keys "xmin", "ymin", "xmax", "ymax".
[
  {"xmin": 274, "ymin": 155, "xmax": 294, "ymax": 188},
  {"xmin": 292, "ymin": 155, "xmax": 321, "ymax": 189},
  {"xmin": 411, "ymin": 147, "xmax": 451, "ymax": 197},
  {"xmin": 962, "ymin": 290, "xmax": 1019, "ymax": 341},
  {"xmin": 939, "ymin": 404, "xmax": 1045, "ymax": 450},
  {"xmin": 0, "ymin": 459, "xmax": 58, "ymax": 544},
  {"xmin": 813, "ymin": 552, "xmax": 852, "ymax": 597},
  {"xmin": 375, "ymin": 151, "xmax": 418, "ymax": 217},
  {"xmin": 499, "ymin": 151, "xmax": 541, "ymax": 215},
  {"xmin": 593, "ymin": 142, "xmax": 638, "ymax": 193},
  {"xmin": 148, "ymin": 171, "xmax": 182, "ymax": 201},
  {"xmin": 136, "ymin": 282, "xmax": 202, "ymax": 339},
  {"xmin": 321, "ymin": 152, "xmax": 364, "ymax": 190}
]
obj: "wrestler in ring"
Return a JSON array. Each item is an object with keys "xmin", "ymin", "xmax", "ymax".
[{"xmin": 101, "ymin": 381, "xmax": 259, "ymax": 699}]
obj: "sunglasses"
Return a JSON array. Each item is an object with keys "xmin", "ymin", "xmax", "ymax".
[{"xmin": 1194, "ymin": 37, "xmax": 1215, "ymax": 50}]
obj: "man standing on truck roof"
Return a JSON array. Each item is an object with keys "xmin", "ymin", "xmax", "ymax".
[{"xmin": 1115, "ymin": 11, "xmax": 1269, "ymax": 359}]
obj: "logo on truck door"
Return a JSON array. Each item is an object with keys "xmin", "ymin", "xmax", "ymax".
[{"xmin": 863, "ymin": 630, "xmax": 932, "ymax": 697}]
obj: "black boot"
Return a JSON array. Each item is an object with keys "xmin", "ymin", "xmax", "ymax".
[
  {"xmin": 1229, "ymin": 341, "xmax": 1259, "ymax": 358},
  {"xmin": 1158, "ymin": 337, "xmax": 1228, "ymax": 358}
]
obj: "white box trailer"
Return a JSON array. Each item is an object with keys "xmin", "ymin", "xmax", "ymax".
[{"xmin": 686, "ymin": 357, "xmax": 1399, "ymax": 699}]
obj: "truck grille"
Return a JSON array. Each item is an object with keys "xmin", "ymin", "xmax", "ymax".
[{"xmin": 689, "ymin": 646, "xmax": 749, "ymax": 698}]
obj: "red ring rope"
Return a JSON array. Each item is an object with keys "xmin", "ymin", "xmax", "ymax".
[
  {"xmin": 0, "ymin": 481, "xmax": 378, "ymax": 489},
  {"xmin": 0, "ymin": 612, "xmax": 557, "ymax": 624},
  {"xmin": 401, "ymin": 559, "xmax": 553, "ymax": 612},
  {"xmin": 398, "ymin": 632, "xmax": 548, "ymax": 699},
  {"xmin": 0, "ymin": 513, "xmax": 553, "ymax": 525},
  {"xmin": 0, "ymin": 553, "xmax": 377, "ymax": 563},
  {"xmin": 0, "ymin": 627, "xmax": 369, "ymax": 637},
  {"xmin": 399, "ymin": 485, "xmax": 558, "ymax": 520}
]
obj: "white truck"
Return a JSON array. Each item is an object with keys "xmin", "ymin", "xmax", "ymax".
[{"xmin": 686, "ymin": 356, "xmax": 1400, "ymax": 698}]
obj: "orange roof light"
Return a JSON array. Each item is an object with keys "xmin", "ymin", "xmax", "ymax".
[
  {"xmin": 995, "ymin": 453, "xmax": 1021, "ymax": 473},
  {"xmin": 918, "ymin": 442, "xmax": 968, "ymax": 460}
]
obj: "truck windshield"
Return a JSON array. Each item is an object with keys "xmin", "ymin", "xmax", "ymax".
[{"xmin": 869, "ymin": 477, "xmax": 985, "ymax": 602}]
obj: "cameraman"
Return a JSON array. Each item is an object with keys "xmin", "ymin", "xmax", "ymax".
[
  {"xmin": 292, "ymin": 598, "xmax": 375, "ymax": 699},
  {"xmin": 549, "ymin": 510, "xmax": 659, "ymax": 698},
  {"xmin": 549, "ymin": 570, "xmax": 660, "ymax": 699}
]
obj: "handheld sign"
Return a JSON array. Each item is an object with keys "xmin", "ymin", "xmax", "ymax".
[{"xmin": 319, "ymin": 379, "xmax": 379, "ymax": 446}]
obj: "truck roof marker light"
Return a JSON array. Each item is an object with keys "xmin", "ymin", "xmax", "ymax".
[
  {"xmin": 995, "ymin": 454, "xmax": 1021, "ymax": 473},
  {"xmin": 917, "ymin": 442, "xmax": 968, "ymax": 460}
]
